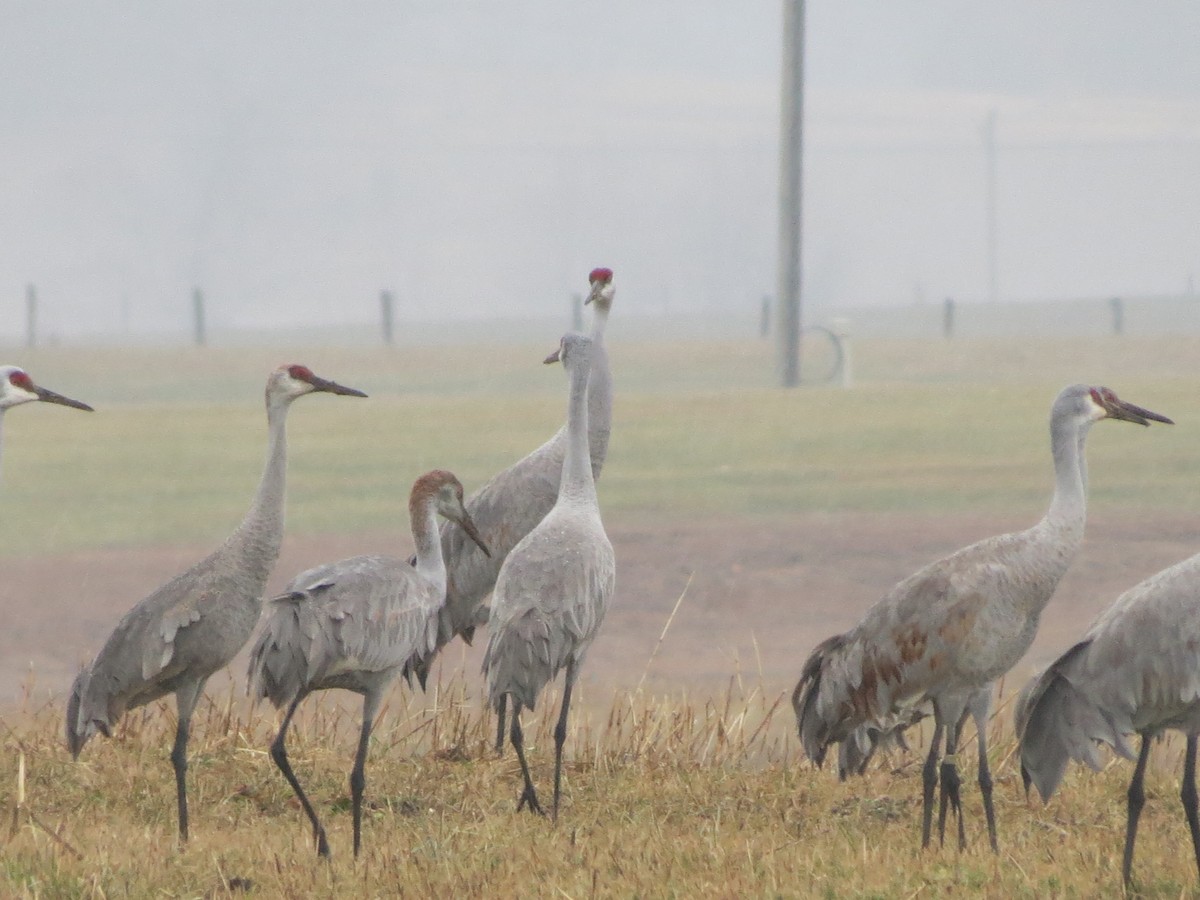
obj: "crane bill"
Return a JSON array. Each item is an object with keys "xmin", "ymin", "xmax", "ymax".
[{"xmin": 35, "ymin": 386, "xmax": 93, "ymax": 411}]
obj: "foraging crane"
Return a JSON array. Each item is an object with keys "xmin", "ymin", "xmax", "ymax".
[
  {"xmin": 793, "ymin": 385, "xmax": 1171, "ymax": 852},
  {"xmin": 0, "ymin": 365, "xmax": 92, "ymax": 479},
  {"xmin": 1019, "ymin": 548, "xmax": 1200, "ymax": 889},
  {"xmin": 405, "ymin": 267, "xmax": 614, "ymax": 746},
  {"xmin": 483, "ymin": 332, "xmax": 616, "ymax": 821},
  {"xmin": 247, "ymin": 469, "xmax": 490, "ymax": 859},
  {"xmin": 66, "ymin": 364, "xmax": 366, "ymax": 843}
]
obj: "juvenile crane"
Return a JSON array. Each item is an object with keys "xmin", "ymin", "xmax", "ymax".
[
  {"xmin": 406, "ymin": 268, "xmax": 615, "ymax": 733},
  {"xmin": 0, "ymin": 365, "xmax": 92, "ymax": 479},
  {"xmin": 793, "ymin": 385, "xmax": 1171, "ymax": 852},
  {"xmin": 66, "ymin": 364, "xmax": 366, "ymax": 843},
  {"xmin": 1019, "ymin": 545, "xmax": 1200, "ymax": 889},
  {"xmin": 248, "ymin": 469, "xmax": 490, "ymax": 859},
  {"xmin": 483, "ymin": 332, "xmax": 615, "ymax": 821}
]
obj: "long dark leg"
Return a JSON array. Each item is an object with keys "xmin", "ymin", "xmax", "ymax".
[
  {"xmin": 270, "ymin": 693, "xmax": 330, "ymax": 858},
  {"xmin": 971, "ymin": 691, "xmax": 998, "ymax": 853},
  {"xmin": 921, "ymin": 722, "xmax": 945, "ymax": 849},
  {"xmin": 552, "ymin": 661, "xmax": 577, "ymax": 825},
  {"xmin": 938, "ymin": 715, "xmax": 966, "ymax": 849},
  {"xmin": 350, "ymin": 692, "xmax": 381, "ymax": 858},
  {"xmin": 1182, "ymin": 735, "xmax": 1200, "ymax": 884},
  {"xmin": 509, "ymin": 700, "xmax": 544, "ymax": 816},
  {"xmin": 172, "ymin": 678, "xmax": 206, "ymax": 843},
  {"xmin": 495, "ymin": 694, "xmax": 507, "ymax": 755},
  {"xmin": 1122, "ymin": 733, "xmax": 1152, "ymax": 889}
]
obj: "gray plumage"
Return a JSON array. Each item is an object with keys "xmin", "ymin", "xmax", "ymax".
[
  {"xmin": 65, "ymin": 364, "xmax": 365, "ymax": 843},
  {"xmin": 482, "ymin": 331, "xmax": 616, "ymax": 821},
  {"xmin": 0, "ymin": 364, "xmax": 92, "ymax": 481},
  {"xmin": 793, "ymin": 384, "xmax": 1171, "ymax": 852},
  {"xmin": 247, "ymin": 469, "xmax": 489, "ymax": 859},
  {"xmin": 1019, "ymin": 549, "xmax": 1200, "ymax": 888},
  {"xmin": 407, "ymin": 267, "xmax": 615, "ymax": 689}
]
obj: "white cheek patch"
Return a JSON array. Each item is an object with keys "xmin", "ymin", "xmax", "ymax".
[{"xmin": 1087, "ymin": 395, "xmax": 1108, "ymax": 421}]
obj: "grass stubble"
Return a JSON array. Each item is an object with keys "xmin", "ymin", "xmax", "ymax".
[{"xmin": 2, "ymin": 639, "xmax": 1200, "ymax": 898}]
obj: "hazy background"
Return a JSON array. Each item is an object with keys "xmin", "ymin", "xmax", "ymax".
[{"xmin": 2, "ymin": 1, "xmax": 1198, "ymax": 342}]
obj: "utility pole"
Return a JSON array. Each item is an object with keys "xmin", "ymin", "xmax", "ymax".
[{"xmin": 776, "ymin": 0, "xmax": 805, "ymax": 387}]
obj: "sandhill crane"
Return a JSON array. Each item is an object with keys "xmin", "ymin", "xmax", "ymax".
[
  {"xmin": 404, "ymin": 267, "xmax": 614, "ymax": 747},
  {"xmin": 66, "ymin": 364, "xmax": 366, "ymax": 843},
  {"xmin": 1019, "ymin": 548, "xmax": 1200, "ymax": 889},
  {"xmin": 793, "ymin": 385, "xmax": 1171, "ymax": 852},
  {"xmin": 247, "ymin": 469, "xmax": 490, "ymax": 859},
  {"xmin": 482, "ymin": 332, "xmax": 616, "ymax": 821},
  {"xmin": 0, "ymin": 365, "xmax": 92, "ymax": 478}
]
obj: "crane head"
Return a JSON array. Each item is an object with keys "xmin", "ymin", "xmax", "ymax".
[
  {"xmin": 0, "ymin": 365, "xmax": 93, "ymax": 412},
  {"xmin": 270, "ymin": 364, "xmax": 368, "ymax": 401},
  {"xmin": 416, "ymin": 470, "xmax": 491, "ymax": 558},
  {"xmin": 585, "ymin": 267, "xmax": 615, "ymax": 308},
  {"xmin": 1087, "ymin": 386, "xmax": 1172, "ymax": 427},
  {"xmin": 543, "ymin": 332, "xmax": 593, "ymax": 370}
]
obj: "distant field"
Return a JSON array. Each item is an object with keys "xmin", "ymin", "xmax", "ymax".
[{"xmin": 0, "ymin": 335, "xmax": 1194, "ymax": 557}]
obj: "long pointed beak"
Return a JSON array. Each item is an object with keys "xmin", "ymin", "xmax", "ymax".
[
  {"xmin": 455, "ymin": 511, "xmax": 491, "ymax": 557},
  {"xmin": 1105, "ymin": 397, "xmax": 1173, "ymax": 426},
  {"xmin": 309, "ymin": 376, "xmax": 367, "ymax": 398},
  {"xmin": 583, "ymin": 282, "xmax": 603, "ymax": 307},
  {"xmin": 35, "ymin": 386, "xmax": 93, "ymax": 411}
]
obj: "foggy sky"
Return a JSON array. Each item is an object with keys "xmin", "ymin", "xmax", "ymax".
[{"xmin": 2, "ymin": 2, "xmax": 1198, "ymax": 341}]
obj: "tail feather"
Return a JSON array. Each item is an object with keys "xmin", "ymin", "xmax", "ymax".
[
  {"xmin": 793, "ymin": 634, "xmax": 849, "ymax": 766},
  {"xmin": 483, "ymin": 614, "xmax": 563, "ymax": 712},
  {"xmin": 65, "ymin": 667, "xmax": 91, "ymax": 759},
  {"xmin": 247, "ymin": 593, "xmax": 312, "ymax": 710},
  {"xmin": 1019, "ymin": 639, "xmax": 1134, "ymax": 802}
]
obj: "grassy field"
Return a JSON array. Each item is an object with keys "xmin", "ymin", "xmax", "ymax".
[
  {"xmin": 0, "ymin": 335, "xmax": 1196, "ymax": 557},
  {"xmin": 1, "ymin": 334, "xmax": 1199, "ymax": 896}
]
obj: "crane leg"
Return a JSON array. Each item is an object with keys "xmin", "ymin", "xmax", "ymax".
[
  {"xmin": 552, "ymin": 661, "xmax": 577, "ymax": 825},
  {"xmin": 938, "ymin": 716, "xmax": 965, "ymax": 849},
  {"xmin": 171, "ymin": 678, "xmax": 206, "ymax": 843},
  {"xmin": 495, "ymin": 695, "xmax": 507, "ymax": 755},
  {"xmin": 350, "ymin": 692, "xmax": 381, "ymax": 858},
  {"xmin": 1122, "ymin": 733, "xmax": 1152, "ymax": 889},
  {"xmin": 920, "ymin": 723, "xmax": 944, "ymax": 849},
  {"xmin": 270, "ymin": 693, "xmax": 330, "ymax": 858},
  {"xmin": 510, "ymin": 702, "xmax": 544, "ymax": 816},
  {"xmin": 972, "ymin": 696, "xmax": 998, "ymax": 853},
  {"xmin": 1181, "ymin": 735, "xmax": 1200, "ymax": 883}
]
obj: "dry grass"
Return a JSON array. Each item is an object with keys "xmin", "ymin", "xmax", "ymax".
[{"xmin": 2, "ymin": 665, "xmax": 1200, "ymax": 898}]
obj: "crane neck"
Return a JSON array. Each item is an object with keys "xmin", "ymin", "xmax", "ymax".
[
  {"xmin": 586, "ymin": 302, "xmax": 613, "ymax": 479},
  {"xmin": 411, "ymin": 494, "xmax": 448, "ymax": 596},
  {"xmin": 1042, "ymin": 413, "xmax": 1091, "ymax": 539},
  {"xmin": 559, "ymin": 353, "xmax": 597, "ymax": 506},
  {"xmin": 228, "ymin": 396, "xmax": 290, "ymax": 575}
]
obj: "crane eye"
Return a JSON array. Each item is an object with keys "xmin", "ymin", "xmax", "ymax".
[{"xmin": 9, "ymin": 371, "xmax": 32, "ymax": 389}]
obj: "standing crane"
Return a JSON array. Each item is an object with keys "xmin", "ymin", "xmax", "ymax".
[
  {"xmin": 793, "ymin": 385, "xmax": 1171, "ymax": 852},
  {"xmin": 66, "ymin": 364, "xmax": 366, "ymax": 843},
  {"xmin": 1019, "ymin": 546, "xmax": 1200, "ymax": 889},
  {"xmin": 483, "ymin": 332, "xmax": 616, "ymax": 821},
  {"xmin": 0, "ymin": 365, "xmax": 92, "ymax": 479},
  {"xmin": 247, "ymin": 469, "xmax": 490, "ymax": 859},
  {"xmin": 404, "ymin": 268, "xmax": 614, "ymax": 748}
]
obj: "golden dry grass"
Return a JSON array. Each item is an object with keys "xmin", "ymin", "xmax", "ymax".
[{"xmin": 3, "ymin": 665, "xmax": 1200, "ymax": 898}]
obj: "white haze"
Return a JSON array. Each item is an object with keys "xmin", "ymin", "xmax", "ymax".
[{"xmin": 1, "ymin": 1, "xmax": 1198, "ymax": 341}]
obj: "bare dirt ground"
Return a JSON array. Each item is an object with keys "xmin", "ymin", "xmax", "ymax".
[{"xmin": 4, "ymin": 508, "xmax": 1198, "ymax": 716}]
